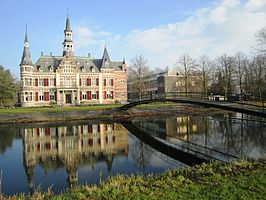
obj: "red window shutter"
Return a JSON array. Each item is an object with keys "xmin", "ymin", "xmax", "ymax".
[
  {"xmin": 35, "ymin": 79, "xmax": 38, "ymax": 87},
  {"xmin": 44, "ymin": 79, "xmax": 48, "ymax": 86},
  {"xmin": 96, "ymin": 78, "xmax": 99, "ymax": 86},
  {"xmin": 96, "ymin": 91, "xmax": 99, "ymax": 99},
  {"xmin": 80, "ymin": 91, "xmax": 82, "ymax": 100},
  {"xmin": 44, "ymin": 92, "xmax": 49, "ymax": 101},
  {"xmin": 54, "ymin": 78, "xmax": 56, "ymax": 86},
  {"xmin": 87, "ymin": 91, "xmax": 91, "ymax": 100},
  {"xmin": 111, "ymin": 91, "xmax": 114, "ymax": 99},
  {"xmin": 87, "ymin": 78, "xmax": 91, "ymax": 86},
  {"xmin": 80, "ymin": 78, "xmax": 82, "ymax": 86},
  {"xmin": 111, "ymin": 79, "xmax": 114, "ymax": 86},
  {"xmin": 104, "ymin": 79, "xmax": 106, "ymax": 86},
  {"xmin": 35, "ymin": 92, "xmax": 38, "ymax": 101},
  {"xmin": 54, "ymin": 91, "xmax": 57, "ymax": 101},
  {"xmin": 103, "ymin": 91, "xmax": 106, "ymax": 99}
]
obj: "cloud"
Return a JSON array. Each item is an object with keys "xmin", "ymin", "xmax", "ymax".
[
  {"xmin": 74, "ymin": 0, "xmax": 266, "ymax": 69},
  {"xmin": 121, "ymin": 0, "xmax": 266, "ymax": 68}
]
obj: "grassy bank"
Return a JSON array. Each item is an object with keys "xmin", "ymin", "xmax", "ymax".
[
  {"xmin": 0, "ymin": 104, "xmax": 121, "ymax": 114},
  {"xmin": 3, "ymin": 158, "xmax": 266, "ymax": 200}
]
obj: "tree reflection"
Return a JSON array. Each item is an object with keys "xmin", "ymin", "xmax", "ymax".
[
  {"xmin": 0, "ymin": 127, "xmax": 17, "ymax": 154},
  {"xmin": 131, "ymin": 140, "xmax": 152, "ymax": 170}
]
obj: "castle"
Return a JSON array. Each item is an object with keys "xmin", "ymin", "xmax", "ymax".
[{"xmin": 19, "ymin": 16, "xmax": 127, "ymax": 107}]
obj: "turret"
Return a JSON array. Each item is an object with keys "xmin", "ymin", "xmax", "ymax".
[
  {"xmin": 101, "ymin": 46, "xmax": 111, "ymax": 69},
  {"xmin": 20, "ymin": 29, "xmax": 33, "ymax": 66},
  {"xmin": 62, "ymin": 15, "xmax": 74, "ymax": 57}
]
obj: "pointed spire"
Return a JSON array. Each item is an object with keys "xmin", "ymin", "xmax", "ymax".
[
  {"xmin": 101, "ymin": 46, "xmax": 111, "ymax": 69},
  {"xmin": 65, "ymin": 10, "xmax": 71, "ymax": 31},
  {"xmin": 25, "ymin": 24, "xmax": 28, "ymax": 43},
  {"xmin": 20, "ymin": 28, "xmax": 33, "ymax": 66}
]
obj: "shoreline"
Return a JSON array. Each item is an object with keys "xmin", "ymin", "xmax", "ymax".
[
  {"xmin": 0, "ymin": 105, "xmax": 226, "ymax": 125},
  {"xmin": 2, "ymin": 158, "xmax": 266, "ymax": 199}
]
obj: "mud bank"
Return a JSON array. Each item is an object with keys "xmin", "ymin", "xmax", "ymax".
[{"xmin": 0, "ymin": 105, "xmax": 224, "ymax": 125}]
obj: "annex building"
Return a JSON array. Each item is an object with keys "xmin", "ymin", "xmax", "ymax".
[{"xmin": 19, "ymin": 16, "xmax": 127, "ymax": 107}]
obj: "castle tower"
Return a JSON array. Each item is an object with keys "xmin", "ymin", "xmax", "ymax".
[
  {"xmin": 62, "ymin": 15, "xmax": 74, "ymax": 57},
  {"xmin": 20, "ymin": 28, "xmax": 34, "ymax": 107}
]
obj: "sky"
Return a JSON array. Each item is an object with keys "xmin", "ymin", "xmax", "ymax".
[{"xmin": 0, "ymin": 0, "xmax": 266, "ymax": 78}]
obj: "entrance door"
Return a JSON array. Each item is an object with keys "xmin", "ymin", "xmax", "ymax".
[{"xmin": 66, "ymin": 94, "xmax": 72, "ymax": 104}]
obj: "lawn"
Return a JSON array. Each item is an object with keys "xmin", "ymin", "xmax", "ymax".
[{"xmin": 0, "ymin": 104, "xmax": 121, "ymax": 114}]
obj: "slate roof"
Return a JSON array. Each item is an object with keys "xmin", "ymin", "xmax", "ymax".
[
  {"xmin": 65, "ymin": 16, "xmax": 71, "ymax": 31},
  {"xmin": 20, "ymin": 32, "xmax": 32, "ymax": 66},
  {"xmin": 34, "ymin": 55, "xmax": 123, "ymax": 72}
]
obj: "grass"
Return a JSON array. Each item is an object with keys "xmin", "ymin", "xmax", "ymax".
[
  {"xmin": 3, "ymin": 158, "xmax": 266, "ymax": 200},
  {"xmin": 0, "ymin": 103, "xmax": 179, "ymax": 114},
  {"xmin": 0, "ymin": 104, "xmax": 121, "ymax": 114},
  {"xmin": 137, "ymin": 102, "xmax": 180, "ymax": 109}
]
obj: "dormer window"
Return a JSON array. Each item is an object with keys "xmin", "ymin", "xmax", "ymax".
[
  {"xmin": 38, "ymin": 66, "xmax": 43, "ymax": 72},
  {"xmin": 49, "ymin": 66, "xmax": 54, "ymax": 72},
  {"xmin": 90, "ymin": 66, "xmax": 95, "ymax": 72}
]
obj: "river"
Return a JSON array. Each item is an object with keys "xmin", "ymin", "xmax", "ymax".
[{"xmin": 0, "ymin": 112, "xmax": 265, "ymax": 195}]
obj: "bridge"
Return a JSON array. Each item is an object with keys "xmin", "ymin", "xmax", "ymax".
[{"xmin": 120, "ymin": 93, "xmax": 266, "ymax": 118}]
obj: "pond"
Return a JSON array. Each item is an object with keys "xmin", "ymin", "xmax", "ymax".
[{"xmin": 0, "ymin": 112, "xmax": 265, "ymax": 195}]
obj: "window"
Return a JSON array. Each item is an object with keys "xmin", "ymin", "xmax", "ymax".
[
  {"xmin": 107, "ymin": 79, "xmax": 111, "ymax": 86},
  {"xmin": 107, "ymin": 91, "xmax": 112, "ymax": 99},
  {"xmin": 82, "ymin": 79, "xmax": 87, "ymax": 86},
  {"xmin": 39, "ymin": 92, "xmax": 44, "ymax": 101},
  {"xmin": 64, "ymin": 66, "xmax": 71, "ymax": 73},
  {"xmin": 92, "ymin": 91, "xmax": 96, "ymax": 99},
  {"xmin": 92, "ymin": 78, "xmax": 96, "ymax": 85},
  {"xmin": 82, "ymin": 93, "xmax": 87, "ymax": 100},
  {"xmin": 50, "ymin": 91, "xmax": 55, "ymax": 101},
  {"xmin": 50, "ymin": 78, "xmax": 54, "ymax": 86},
  {"xmin": 39, "ymin": 79, "xmax": 44, "ymax": 86},
  {"xmin": 65, "ymin": 77, "xmax": 70, "ymax": 86}
]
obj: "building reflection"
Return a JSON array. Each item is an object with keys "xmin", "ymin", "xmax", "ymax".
[
  {"xmin": 133, "ymin": 114, "xmax": 266, "ymax": 162},
  {"xmin": 134, "ymin": 116, "xmax": 204, "ymax": 140},
  {"xmin": 21, "ymin": 123, "xmax": 128, "ymax": 191}
]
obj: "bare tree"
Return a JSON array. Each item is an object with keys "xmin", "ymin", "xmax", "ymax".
[
  {"xmin": 216, "ymin": 54, "xmax": 236, "ymax": 99},
  {"xmin": 252, "ymin": 55, "xmax": 266, "ymax": 100},
  {"xmin": 128, "ymin": 55, "xmax": 150, "ymax": 100},
  {"xmin": 198, "ymin": 55, "xmax": 213, "ymax": 97},
  {"xmin": 234, "ymin": 52, "xmax": 248, "ymax": 100},
  {"xmin": 176, "ymin": 53, "xmax": 197, "ymax": 96},
  {"xmin": 255, "ymin": 27, "xmax": 266, "ymax": 53}
]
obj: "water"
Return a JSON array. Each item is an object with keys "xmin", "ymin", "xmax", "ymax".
[{"xmin": 0, "ymin": 113, "xmax": 265, "ymax": 195}]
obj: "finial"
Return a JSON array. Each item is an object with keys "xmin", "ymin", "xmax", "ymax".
[{"xmin": 67, "ymin": 8, "xmax": 69, "ymax": 18}]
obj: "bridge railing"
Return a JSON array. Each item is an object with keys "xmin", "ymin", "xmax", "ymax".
[{"xmin": 127, "ymin": 92, "xmax": 265, "ymax": 113}]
